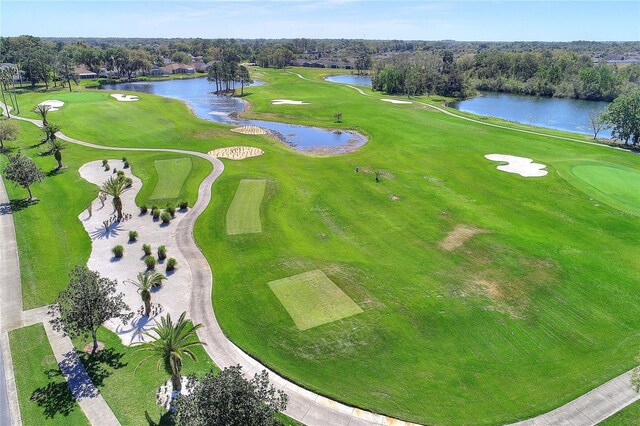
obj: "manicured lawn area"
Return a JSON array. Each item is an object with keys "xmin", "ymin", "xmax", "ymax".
[
  {"xmin": 268, "ymin": 269, "xmax": 363, "ymax": 330},
  {"xmin": 600, "ymin": 400, "xmax": 640, "ymax": 425},
  {"xmin": 149, "ymin": 158, "xmax": 193, "ymax": 202},
  {"xmin": 7, "ymin": 66, "xmax": 640, "ymax": 424},
  {"xmin": 226, "ymin": 178, "xmax": 267, "ymax": 235},
  {"xmin": 9, "ymin": 324, "xmax": 88, "ymax": 425},
  {"xmin": 72, "ymin": 327, "xmax": 216, "ymax": 426},
  {"xmin": 0, "ymin": 121, "xmax": 211, "ymax": 309}
]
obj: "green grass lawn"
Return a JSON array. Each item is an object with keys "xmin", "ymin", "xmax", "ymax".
[
  {"xmin": 600, "ymin": 400, "xmax": 640, "ymax": 425},
  {"xmin": 72, "ymin": 327, "xmax": 216, "ymax": 426},
  {"xmin": 7, "ymin": 67, "xmax": 640, "ymax": 424},
  {"xmin": 9, "ymin": 324, "xmax": 88, "ymax": 426},
  {"xmin": 268, "ymin": 269, "xmax": 363, "ymax": 330},
  {"xmin": 148, "ymin": 158, "xmax": 193, "ymax": 202},
  {"xmin": 0, "ymin": 120, "xmax": 211, "ymax": 309},
  {"xmin": 226, "ymin": 179, "xmax": 267, "ymax": 235}
]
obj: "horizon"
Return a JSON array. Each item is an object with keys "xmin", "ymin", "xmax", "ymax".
[{"xmin": 1, "ymin": 1, "xmax": 639, "ymax": 42}]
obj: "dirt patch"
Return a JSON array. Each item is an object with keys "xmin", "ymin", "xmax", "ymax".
[
  {"xmin": 389, "ymin": 195, "xmax": 400, "ymax": 201},
  {"xmin": 83, "ymin": 341, "xmax": 105, "ymax": 354},
  {"xmin": 474, "ymin": 279, "xmax": 502, "ymax": 299},
  {"xmin": 230, "ymin": 125, "xmax": 267, "ymax": 135},
  {"xmin": 208, "ymin": 146, "xmax": 264, "ymax": 160},
  {"xmin": 439, "ymin": 224, "xmax": 489, "ymax": 251}
]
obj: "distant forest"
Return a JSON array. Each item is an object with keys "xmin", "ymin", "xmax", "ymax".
[{"xmin": 1, "ymin": 36, "xmax": 639, "ymax": 101}]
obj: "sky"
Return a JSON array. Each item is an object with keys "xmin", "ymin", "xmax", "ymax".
[{"xmin": 1, "ymin": 0, "xmax": 639, "ymax": 42}]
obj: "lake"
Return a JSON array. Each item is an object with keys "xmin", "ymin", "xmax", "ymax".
[
  {"xmin": 103, "ymin": 77, "xmax": 366, "ymax": 153},
  {"xmin": 325, "ymin": 74, "xmax": 372, "ymax": 86},
  {"xmin": 450, "ymin": 91, "xmax": 612, "ymax": 138}
]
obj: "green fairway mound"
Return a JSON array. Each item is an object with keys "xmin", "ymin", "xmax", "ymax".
[
  {"xmin": 226, "ymin": 179, "xmax": 267, "ymax": 235},
  {"xmin": 149, "ymin": 158, "xmax": 192, "ymax": 200},
  {"xmin": 561, "ymin": 162, "xmax": 640, "ymax": 215},
  {"xmin": 268, "ymin": 269, "xmax": 363, "ymax": 330}
]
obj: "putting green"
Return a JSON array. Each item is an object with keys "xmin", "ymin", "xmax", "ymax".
[
  {"xmin": 149, "ymin": 158, "xmax": 192, "ymax": 200},
  {"xmin": 564, "ymin": 163, "xmax": 640, "ymax": 214},
  {"xmin": 268, "ymin": 270, "xmax": 363, "ymax": 330},
  {"xmin": 226, "ymin": 179, "xmax": 267, "ymax": 235}
]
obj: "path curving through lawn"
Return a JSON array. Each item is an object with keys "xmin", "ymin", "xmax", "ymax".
[{"xmin": 3, "ymin": 92, "xmax": 639, "ymax": 425}]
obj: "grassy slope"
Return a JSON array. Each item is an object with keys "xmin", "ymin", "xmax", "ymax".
[
  {"xmin": 600, "ymin": 400, "xmax": 640, "ymax": 425},
  {"xmin": 0, "ymin": 121, "xmax": 211, "ymax": 308},
  {"xmin": 9, "ymin": 324, "xmax": 88, "ymax": 426},
  {"xmin": 7, "ymin": 69, "xmax": 640, "ymax": 424},
  {"xmin": 72, "ymin": 327, "xmax": 216, "ymax": 426},
  {"xmin": 195, "ymin": 67, "xmax": 640, "ymax": 424}
]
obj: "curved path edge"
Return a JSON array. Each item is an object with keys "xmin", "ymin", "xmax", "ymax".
[{"xmin": 3, "ymin": 97, "xmax": 639, "ymax": 425}]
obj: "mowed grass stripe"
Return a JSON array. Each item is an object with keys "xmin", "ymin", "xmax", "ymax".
[
  {"xmin": 268, "ymin": 270, "xmax": 363, "ymax": 330},
  {"xmin": 226, "ymin": 179, "xmax": 267, "ymax": 235},
  {"xmin": 149, "ymin": 158, "xmax": 192, "ymax": 200}
]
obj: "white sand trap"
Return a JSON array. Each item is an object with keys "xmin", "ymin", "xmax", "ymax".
[
  {"xmin": 485, "ymin": 154, "xmax": 548, "ymax": 177},
  {"xmin": 110, "ymin": 94, "xmax": 139, "ymax": 102},
  {"xmin": 271, "ymin": 99, "xmax": 309, "ymax": 105},
  {"xmin": 78, "ymin": 160, "xmax": 192, "ymax": 345},
  {"xmin": 208, "ymin": 146, "xmax": 264, "ymax": 160},
  {"xmin": 230, "ymin": 125, "xmax": 268, "ymax": 135},
  {"xmin": 38, "ymin": 100, "xmax": 64, "ymax": 111},
  {"xmin": 381, "ymin": 98, "xmax": 412, "ymax": 104}
]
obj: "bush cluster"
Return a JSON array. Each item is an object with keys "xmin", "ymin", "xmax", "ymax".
[
  {"xmin": 166, "ymin": 257, "xmax": 177, "ymax": 271},
  {"xmin": 112, "ymin": 245, "xmax": 124, "ymax": 258}
]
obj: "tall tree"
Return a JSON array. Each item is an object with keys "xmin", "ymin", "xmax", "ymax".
[
  {"xmin": 588, "ymin": 110, "xmax": 606, "ymax": 140},
  {"xmin": 125, "ymin": 271, "xmax": 166, "ymax": 316},
  {"xmin": 173, "ymin": 365, "xmax": 288, "ymax": 426},
  {"xmin": 237, "ymin": 65, "xmax": 253, "ymax": 96},
  {"xmin": 49, "ymin": 266, "xmax": 132, "ymax": 354},
  {"xmin": 134, "ymin": 312, "xmax": 205, "ymax": 392},
  {"xmin": 47, "ymin": 137, "xmax": 66, "ymax": 170},
  {"xmin": 100, "ymin": 175, "xmax": 130, "ymax": 220},
  {"xmin": 2, "ymin": 151, "xmax": 45, "ymax": 200},
  {"xmin": 0, "ymin": 119, "xmax": 20, "ymax": 150},
  {"xmin": 355, "ymin": 52, "xmax": 372, "ymax": 75},
  {"xmin": 603, "ymin": 90, "xmax": 640, "ymax": 145},
  {"xmin": 34, "ymin": 104, "xmax": 51, "ymax": 126}
]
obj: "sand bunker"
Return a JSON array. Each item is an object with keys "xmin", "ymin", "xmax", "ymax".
[
  {"xmin": 439, "ymin": 224, "xmax": 488, "ymax": 251},
  {"xmin": 230, "ymin": 125, "xmax": 268, "ymax": 135},
  {"xmin": 38, "ymin": 100, "xmax": 64, "ymax": 111},
  {"xmin": 271, "ymin": 99, "xmax": 310, "ymax": 105},
  {"xmin": 485, "ymin": 154, "xmax": 548, "ymax": 177},
  {"xmin": 381, "ymin": 99, "xmax": 412, "ymax": 104},
  {"xmin": 110, "ymin": 94, "xmax": 139, "ymax": 102},
  {"xmin": 208, "ymin": 146, "xmax": 264, "ymax": 160}
]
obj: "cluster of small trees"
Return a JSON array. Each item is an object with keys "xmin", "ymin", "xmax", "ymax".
[
  {"xmin": 372, "ymin": 51, "xmax": 469, "ymax": 98},
  {"xmin": 207, "ymin": 55, "xmax": 253, "ymax": 96}
]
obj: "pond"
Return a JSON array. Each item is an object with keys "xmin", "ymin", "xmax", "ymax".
[
  {"xmin": 325, "ymin": 74, "xmax": 372, "ymax": 86},
  {"xmin": 450, "ymin": 91, "xmax": 612, "ymax": 138},
  {"xmin": 103, "ymin": 77, "xmax": 366, "ymax": 154}
]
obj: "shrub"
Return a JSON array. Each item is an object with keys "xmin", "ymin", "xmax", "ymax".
[
  {"xmin": 112, "ymin": 168, "xmax": 117, "ymax": 174},
  {"xmin": 140, "ymin": 205, "xmax": 148, "ymax": 214},
  {"xmin": 151, "ymin": 205, "xmax": 159, "ymax": 211},
  {"xmin": 165, "ymin": 204, "xmax": 176, "ymax": 217},
  {"xmin": 152, "ymin": 209, "xmax": 160, "ymax": 220},
  {"xmin": 144, "ymin": 256, "xmax": 156, "ymax": 270},
  {"xmin": 128, "ymin": 230, "xmax": 138, "ymax": 242},
  {"xmin": 124, "ymin": 177, "xmax": 133, "ymax": 188},
  {"xmin": 117, "ymin": 170, "xmax": 125, "ymax": 177},
  {"xmin": 104, "ymin": 163, "xmax": 110, "ymax": 171},
  {"xmin": 166, "ymin": 258, "xmax": 177, "ymax": 272},
  {"xmin": 157, "ymin": 245, "xmax": 167, "ymax": 260},
  {"xmin": 123, "ymin": 161, "xmax": 130, "ymax": 169},
  {"xmin": 112, "ymin": 245, "xmax": 124, "ymax": 258},
  {"xmin": 102, "ymin": 159, "xmax": 108, "ymax": 166},
  {"xmin": 179, "ymin": 201, "xmax": 188, "ymax": 210},
  {"xmin": 122, "ymin": 156, "xmax": 127, "ymax": 162},
  {"xmin": 160, "ymin": 211, "xmax": 171, "ymax": 224},
  {"xmin": 142, "ymin": 244, "xmax": 152, "ymax": 256}
]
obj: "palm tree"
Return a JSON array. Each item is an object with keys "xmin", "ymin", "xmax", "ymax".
[
  {"xmin": 48, "ymin": 138, "xmax": 66, "ymax": 170},
  {"xmin": 34, "ymin": 104, "xmax": 51, "ymax": 126},
  {"xmin": 125, "ymin": 271, "xmax": 166, "ymax": 316},
  {"xmin": 100, "ymin": 176, "xmax": 130, "ymax": 220},
  {"xmin": 41, "ymin": 123, "xmax": 61, "ymax": 145},
  {"xmin": 134, "ymin": 312, "xmax": 205, "ymax": 392}
]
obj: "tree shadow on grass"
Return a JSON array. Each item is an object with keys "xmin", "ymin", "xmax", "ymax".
[
  {"xmin": 77, "ymin": 347, "xmax": 127, "ymax": 389},
  {"xmin": 0, "ymin": 198, "xmax": 38, "ymax": 215},
  {"xmin": 29, "ymin": 368, "xmax": 78, "ymax": 419},
  {"xmin": 145, "ymin": 409, "xmax": 173, "ymax": 426}
]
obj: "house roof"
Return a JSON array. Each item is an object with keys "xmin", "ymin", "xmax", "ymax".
[{"xmin": 160, "ymin": 63, "xmax": 195, "ymax": 72}]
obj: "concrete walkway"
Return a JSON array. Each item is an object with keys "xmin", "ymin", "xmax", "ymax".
[{"xmin": 3, "ymin": 98, "xmax": 640, "ymax": 425}]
